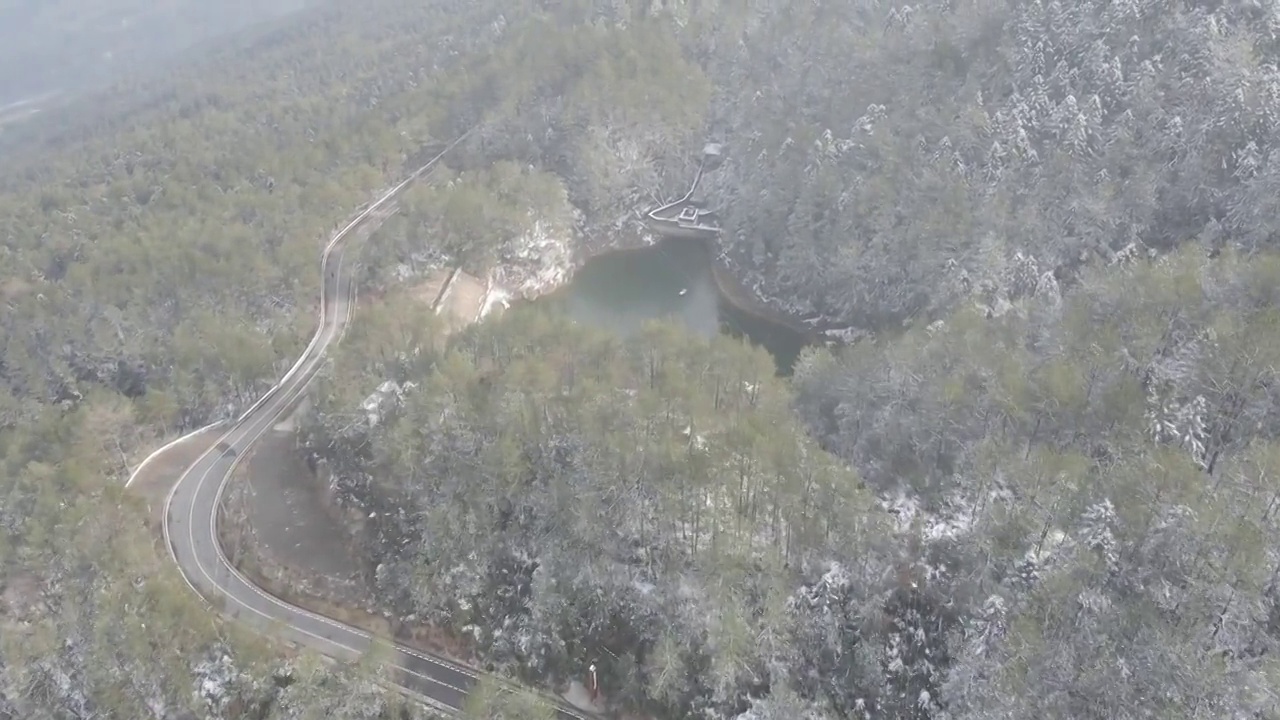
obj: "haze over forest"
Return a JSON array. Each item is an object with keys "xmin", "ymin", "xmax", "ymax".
[
  {"xmin": 3, "ymin": 0, "xmax": 1280, "ymax": 719},
  {"xmin": 0, "ymin": 0, "xmax": 306, "ymax": 105}
]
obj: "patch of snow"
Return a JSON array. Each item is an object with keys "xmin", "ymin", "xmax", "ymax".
[
  {"xmin": 491, "ymin": 211, "xmax": 581, "ymax": 298},
  {"xmin": 192, "ymin": 649, "xmax": 244, "ymax": 715},
  {"xmin": 360, "ymin": 380, "xmax": 417, "ymax": 427},
  {"xmin": 479, "ymin": 284, "xmax": 512, "ymax": 320},
  {"xmin": 823, "ymin": 326, "xmax": 864, "ymax": 342},
  {"xmin": 679, "ymin": 424, "xmax": 707, "ymax": 450},
  {"xmin": 1026, "ymin": 529, "xmax": 1067, "ymax": 566},
  {"xmin": 879, "ymin": 491, "xmax": 975, "ymax": 542}
]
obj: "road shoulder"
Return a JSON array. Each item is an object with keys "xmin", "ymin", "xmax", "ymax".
[
  {"xmin": 128, "ymin": 427, "xmax": 226, "ymax": 532},
  {"xmin": 219, "ymin": 421, "xmax": 479, "ymax": 664}
]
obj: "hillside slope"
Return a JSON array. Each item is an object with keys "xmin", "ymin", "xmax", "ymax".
[{"xmin": 5, "ymin": 0, "xmax": 1280, "ymax": 717}]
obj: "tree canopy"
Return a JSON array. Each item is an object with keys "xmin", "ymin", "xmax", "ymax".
[{"xmin": 6, "ymin": 0, "xmax": 1280, "ymax": 717}]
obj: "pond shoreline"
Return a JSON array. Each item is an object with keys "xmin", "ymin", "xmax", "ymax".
[
  {"xmin": 571, "ymin": 221, "xmax": 824, "ymax": 340},
  {"xmin": 514, "ymin": 225, "xmax": 812, "ymax": 374},
  {"xmin": 441, "ymin": 220, "xmax": 836, "ymax": 374},
  {"xmin": 707, "ymin": 248, "xmax": 823, "ymax": 342}
]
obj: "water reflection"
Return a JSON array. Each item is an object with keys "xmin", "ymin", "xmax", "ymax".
[{"xmin": 543, "ymin": 238, "xmax": 810, "ymax": 375}]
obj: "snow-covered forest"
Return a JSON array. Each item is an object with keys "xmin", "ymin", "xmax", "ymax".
[
  {"xmin": 305, "ymin": 0, "xmax": 1280, "ymax": 718},
  {"xmin": 5, "ymin": 0, "xmax": 1280, "ymax": 718}
]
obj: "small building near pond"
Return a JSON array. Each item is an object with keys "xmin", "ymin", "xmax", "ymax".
[{"xmin": 644, "ymin": 199, "xmax": 723, "ymax": 241}]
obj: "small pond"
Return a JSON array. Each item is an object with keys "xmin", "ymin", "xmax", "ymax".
[{"xmin": 540, "ymin": 238, "xmax": 811, "ymax": 375}]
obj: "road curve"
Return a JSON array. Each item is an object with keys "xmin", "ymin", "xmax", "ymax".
[{"xmin": 161, "ymin": 136, "xmax": 593, "ymax": 719}]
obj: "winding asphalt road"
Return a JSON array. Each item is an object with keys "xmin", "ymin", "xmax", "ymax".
[{"xmin": 161, "ymin": 136, "xmax": 593, "ymax": 719}]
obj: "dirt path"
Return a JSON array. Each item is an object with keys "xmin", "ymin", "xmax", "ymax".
[{"xmin": 239, "ymin": 425, "xmax": 364, "ymax": 585}]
